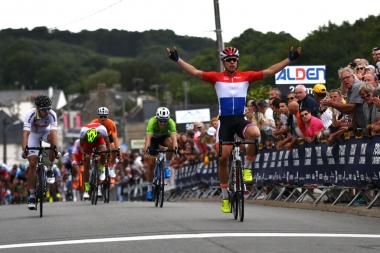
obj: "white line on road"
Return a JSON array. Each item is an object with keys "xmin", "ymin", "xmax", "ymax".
[{"xmin": 1, "ymin": 233, "xmax": 380, "ymax": 249}]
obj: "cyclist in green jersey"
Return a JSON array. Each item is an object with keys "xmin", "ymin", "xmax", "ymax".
[{"xmin": 144, "ymin": 107, "xmax": 178, "ymax": 201}]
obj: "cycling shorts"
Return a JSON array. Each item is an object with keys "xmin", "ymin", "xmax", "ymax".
[
  {"xmin": 83, "ymin": 136, "xmax": 106, "ymax": 155},
  {"xmin": 217, "ymin": 115, "xmax": 256, "ymax": 142},
  {"xmin": 147, "ymin": 132, "xmax": 171, "ymax": 156},
  {"xmin": 73, "ymin": 153, "xmax": 83, "ymax": 164},
  {"xmin": 26, "ymin": 126, "xmax": 51, "ymax": 157}
]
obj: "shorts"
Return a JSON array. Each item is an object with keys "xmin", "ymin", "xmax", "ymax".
[
  {"xmin": 83, "ymin": 136, "xmax": 106, "ymax": 156},
  {"xmin": 217, "ymin": 115, "xmax": 255, "ymax": 142},
  {"xmin": 27, "ymin": 127, "xmax": 51, "ymax": 157},
  {"xmin": 148, "ymin": 132, "xmax": 171, "ymax": 156}
]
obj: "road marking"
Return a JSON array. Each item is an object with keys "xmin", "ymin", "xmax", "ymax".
[{"xmin": 1, "ymin": 233, "xmax": 380, "ymax": 249}]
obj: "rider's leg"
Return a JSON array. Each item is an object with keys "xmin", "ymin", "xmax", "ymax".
[
  {"xmin": 164, "ymin": 138, "xmax": 173, "ymax": 178},
  {"xmin": 27, "ymin": 156, "xmax": 38, "ymax": 197},
  {"xmin": 145, "ymin": 157, "xmax": 155, "ymax": 200},
  {"xmin": 218, "ymin": 145, "xmax": 231, "ymax": 199},
  {"xmin": 46, "ymin": 130, "xmax": 59, "ymax": 183},
  {"xmin": 83, "ymin": 156, "xmax": 91, "ymax": 194},
  {"xmin": 243, "ymin": 125, "xmax": 260, "ymax": 182}
]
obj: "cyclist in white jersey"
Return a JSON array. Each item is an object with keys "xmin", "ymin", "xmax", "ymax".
[
  {"xmin": 167, "ymin": 46, "xmax": 301, "ymax": 213},
  {"xmin": 22, "ymin": 95, "xmax": 61, "ymax": 210}
]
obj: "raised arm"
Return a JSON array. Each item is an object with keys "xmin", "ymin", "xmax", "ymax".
[
  {"xmin": 167, "ymin": 46, "xmax": 203, "ymax": 79},
  {"xmin": 263, "ymin": 47, "xmax": 301, "ymax": 78}
]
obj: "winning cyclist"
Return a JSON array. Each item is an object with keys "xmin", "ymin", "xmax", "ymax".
[
  {"xmin": 22, "ymin": 94, "xmax": 61, "ymax": 210},
  {"xmin": 167, "ymin": 46, "xmax": 301, "ymax": 213},
  {"xmin": 144, "ymin": 107, "xmax": 177, "ymax": 201},
  {"xmin": 91, "ymin": 107, "xmax": 119, "ymax": 178},
  {"xmin": 79, "ymin": 123, "xmax": 111, "ymax": 199}
]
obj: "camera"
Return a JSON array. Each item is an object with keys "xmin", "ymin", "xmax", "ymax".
[{"xmin": 349, "ymin": 62, "xmax": 357, "ymax": 68}]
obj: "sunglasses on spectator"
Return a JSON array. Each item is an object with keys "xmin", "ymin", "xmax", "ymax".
[
  {"xmin": 300, "ymin": 112, "xmax": 309, "ymax": 117},
  {"xmin": 360, "ymin": 93, "xmax": 372, "ymax": 99},
  {"xmin": 158, "ymin": 119, "xmax": 168, "ymax": 123},
  {"xmin": 99, "ymin": 115, "xmax": 108, "ymax": 118},
  {"xmin": 224, "ymin": 58, "xmax": 237, "ymax": 63},
  {"xmin": 357, "ymin": 67, "xmax": 364, "ymax": 70},
  {"xmin": 40, "ymin": 107, "xmax": 51, "ymax": 111},
  {"xmin": 287, "ymin": 97, "xmax": 295, "ymax": 101},
  {"xmin": 340, "ymin": 75, "xmax": 352, "ymax": 81}
]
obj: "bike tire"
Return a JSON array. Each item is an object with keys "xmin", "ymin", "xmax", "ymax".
[
  {"xmin": 38, "ymin": 165, "xmax": 44, "ymax": 218},
  {"xmin": 159, "ymin": 161, "xmax": 165, "ymax": 208},
  {"xmin": 154, "ymin": 163, "xmax": 159, "ymax": 207},
  {"xmin": 94, "ymin": 165, "xmax": 98, "ymax": 205},
  {"xmin": 231, "ymin": 163, "xmax": 238, "ymax": 220},
  {"xmin": 236, "ymin": 161, "xmax": 244, "ymax": 222}
]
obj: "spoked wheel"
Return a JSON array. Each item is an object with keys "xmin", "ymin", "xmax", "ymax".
[
  {"xmin": 237, "ymin": 162, "xmax": 244, "ymax": 222},
  {"xmin": 103, "ymin": 179, "xmax": 110, "ymax": 204},
  {"xmin": 154, "ymin": 180, "xmax": 159, "ymax": 207},
  {"xmin": 93, "ymin": 168, "xmax": 98, "ymax": 205},
  {"xmin": 159, "ymin": 162, "xmax": 165, "ymax": 208},
  {"xmin": 38, "ymin": 166, "xmax": 44, "ymax": 218}
]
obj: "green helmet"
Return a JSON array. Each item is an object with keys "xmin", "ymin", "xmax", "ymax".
[{"xmin": 86, "ymin": 128, "xmax": 98, "ymax": 144}]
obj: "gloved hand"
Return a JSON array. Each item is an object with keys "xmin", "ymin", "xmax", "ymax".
[
  {"xmin": 55, "ymin": 151, "xmax": 61, "ymax": 159},
  {"xmin": 22, "ymin": 150, "xmax": 28, "ymax": 159},
  {"xmin": 167, "ymin": 47, "xmax": 179, "ymax": 62},
  {"xmin": 288, "ymin": 47, "xmax": 300, "ymax": 62}
]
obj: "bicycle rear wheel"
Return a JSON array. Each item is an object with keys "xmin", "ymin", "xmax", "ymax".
[
  {"xmin": 236, "ymin": 161, "xmax": 244, "ymax": 222},
  {"xmin": 154, "ymin": 163, "xmax": 159, "ymax": 207},
  {"xmin": 103, "ymin": 167, "xmax": 110, "ymax": 204},
  {"xmin": 230, "ymin": 163, "xmax": 238, "ymax": 220},
  {"xmin": 38, "ymin": 165, "xmax": 44, "ymax": 218},
  {"xmin": 94, "ymin": 165, "xmax": 98, "ymax": 205},
  {"xmin": 159, "ymin": 161, "xmax": 165, "ymax": 208}
]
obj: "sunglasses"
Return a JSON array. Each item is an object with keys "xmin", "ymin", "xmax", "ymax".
[
  {"xmin": 340, "ymin": 75, "xmax": 352, "ymax": 81},
  {"xmin": 357, "ymin": 67, "xmax": 364, "ymax": 70},
  {"xmin": 40, "ymin": 107, "xmax": 51, "ymax": 111},
  {"xmin": 287, "ymin": 97, "xmax": 295, "ymax": 101},
  {"xmin": 99, "ymin": 115, "xmax": 108, "ymax": 118},
  {"xmin": 225, "ymin": 58, "xmax": 237, "ymax": 63},
  {"xmin": 360, "ymin": 93, "xmax": 372, "ymax": 100},
  {"xmin": 158, "ymin": 119, "xmax": 168, "ymax": 123},
  {"xmin": 300, "ymin": 112, "xmax": 309, "ymax": 117}
]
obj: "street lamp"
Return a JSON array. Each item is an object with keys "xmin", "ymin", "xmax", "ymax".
[{"xmin": 150, "ymin": 84, "xmax": 159, "ymax": 100}]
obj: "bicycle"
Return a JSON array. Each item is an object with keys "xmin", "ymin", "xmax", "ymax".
[
  {"xmin": 84, "ymin": 148, "xmax": 119, "ymax": 205},
  {"xmin": 102, "ymin": 148, "xmax": 120, "ymax": 204},
  {"xmin": 24, "ymin": 138, "xmax": 58, "ymax": 217},
  {"xmin": 219, "ymin": 139, "xmax": 257, "ymax": 222},
  {"xmin": 147, "ymin": 148, "xmax": 177, "ymax": 208}
]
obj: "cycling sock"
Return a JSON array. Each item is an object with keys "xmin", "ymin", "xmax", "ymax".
[
  {"xmin": 99, "ymin": 164, "xmax": 105, "ymax": 171},
  {"xmin": 147, "ymin": 182, "xmax": 153, "ymax": 192},
  {"xmin": 220, "ymin": 183, "xmax": 228, "ymax": 199},
  {"xmin": 48, "ymin": 161, "xmax": 53, "ymax": 170},
  {"xmin": 29, "ymin": 189, "xmax": 35, "ymax": 198},
  {"xmin": 244, "ymin": 156, "xmax": 254, "ymax": 168},
  {"xmin": 165, "ymin": 160, "xmax": 171, "ymax": 168}
]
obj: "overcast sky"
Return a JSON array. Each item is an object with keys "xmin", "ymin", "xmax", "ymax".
[{"xmin": 1, "ymin": 0, "xmax": 379, "ymax": 43}]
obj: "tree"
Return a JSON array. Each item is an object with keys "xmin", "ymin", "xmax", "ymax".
[{"xmin": 83, "ymin": 69, "xmax": 121, "ymax": 92}]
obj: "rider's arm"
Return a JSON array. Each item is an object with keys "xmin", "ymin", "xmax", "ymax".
[
  {"xmin": 105, "ymin": 137, "xmax": 111, "ymax": 151},
  {"xmin": 177, "ymin": 59, "xmax": 203, "ymax": 79},
  {"xmin": 170, "ymin": 133, "xmax": 178, "ymax": 150},
  {"xmin": 144, "ymin": 133, "xmax": 152, "ymax": 151},
  {"xmin": 262, "ymin": 47, "xmax": 301, "ymax": 78},
  {"xmin": 49, "ymin": 129, "xmax": 59, "ymax": 150},
  {"xmin": 22, "ymin": 130, "xmax": 30, "ymax": 151}
]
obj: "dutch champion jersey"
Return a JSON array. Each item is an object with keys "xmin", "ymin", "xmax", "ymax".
[
  {"xmin": 23, "ymin": 108, "xmax": 58, "ymax": 133},
  {"xmin": 202, "ymin": 70, "xmax": 263, "ymax": 116}
]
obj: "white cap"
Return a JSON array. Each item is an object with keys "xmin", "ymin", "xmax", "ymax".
[{"xmin": 207, "ymin": 127, "xmax": 216, "ymax": 136}]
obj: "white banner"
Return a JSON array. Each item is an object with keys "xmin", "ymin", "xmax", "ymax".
[
  {"xmin": 175, "ymin": 108, "xmax": 211, "ymax": 124},
  {"xmin": 275, "ymin": 65, "xmax": 326, "ymax": 85},
  {"xmin": 130, "ymin": 139, "xmax": 145, "ymax": 150}
]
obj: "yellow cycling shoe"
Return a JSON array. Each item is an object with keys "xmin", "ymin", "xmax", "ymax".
[
  {"xmin": 221, "ymin": 199, "xmax": 231, "ymax": 213},
  {"xmin": 243, "ymin": 168, "xmax": 253, "ymax": 183}
]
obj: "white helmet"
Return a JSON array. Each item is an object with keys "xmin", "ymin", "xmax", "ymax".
[
  {"xmin": 156, "ymin": 107, "xmax": 170, "ymax": 120},
  {"xmin": 97, "ymin": 107, "xmax": 109, "ymax": 115}
]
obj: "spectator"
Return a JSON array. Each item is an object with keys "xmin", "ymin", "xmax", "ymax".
[
  {"xmin": 320, "ymin": 67, "xmax": 366, "ymax": 129},
  {"xmin": 269, "ymin": 88, "xmax": 282, "ymax": 100},
  {"xmin": 300, "ymin": 108, "xmax": 325, "ymax": 143},
  {"xmin": 272, "ymin": 99, "xmax": 290, "ymax": 140},
  {"xmin": 245, "ymin": 100, "xmax": 255, "ymax": 121},
  {"xmin": 271, "ymin": 97, "xmax": 282, "ymax": 127},
  {"xmin": 287, "ymin": 91, "xmax": 297, "ymax": 102},
  {"xmin": 209, "ymin": 117, "xmax": 219, "ymax": 131},
  {"xmin": 354, "ymin": 62, "xmax": 367, "ymax": 81},
  {"xmin": 295, "ymin": 84, "xmax": 319, "ymax": 117},
  {"xmin": 372, "ymin": 47, "xmax": 380, "ymax": 79},
  {"xmin": 364, "ymin": 73, "xmax": 378, "ymax": 88},
  {"xmin": 357, "ymin": 83, "xmax": 377, "ymax": 135},
  {"xmin": 365, "ymin": 65, "xmax": 376, "ymax": 75},
  {"xmin": 131, "ymin": 152, "xmax": 144, "ymax": 180}
]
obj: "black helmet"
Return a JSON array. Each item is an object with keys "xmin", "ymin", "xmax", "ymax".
[{"xmin": 35, "ymin": 95, "xmax": 52, "ymax": 108}]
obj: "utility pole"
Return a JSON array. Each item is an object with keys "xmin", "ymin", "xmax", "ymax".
[
  {"xmin": 182, "ymin": 81, "xmax": 189, "ymax": 110},
  {"xmin": 213, "ymin": 0, "xmax": 224, "ymax": 72}
]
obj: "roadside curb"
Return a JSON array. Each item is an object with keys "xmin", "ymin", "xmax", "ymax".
[{"xmin": 182, "ymin": 198, "xmax": 380, "ymax": 218}]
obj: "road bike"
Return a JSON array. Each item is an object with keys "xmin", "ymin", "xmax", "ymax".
[
  {"xmin": 84, "ymin": 148, "xmax": 119, "ymax": 205},
  {"xmin": 24, "ymin": 138, "xmax": 58, "ymax": 217},
  {"xmin": 219, "ymin": 139, "xmax": 257, "ymax": 222},
  {"xmin": 147, "ymin": 148, "xmax": 177, "ymax": 208}
]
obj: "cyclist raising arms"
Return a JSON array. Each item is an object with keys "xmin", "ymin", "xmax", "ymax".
[
  {"xmin": 144, "ymin": 107, "xmax": 177, "ymax": 201},
  {"xmin": 167, "ymin": 46, "xmax": 301, "ymax": 213},
  {"xmin": 79, "ymin": 123, "xmax": 111, "ymax": 199},
  {"xmin": 91, "ymin": 107, "xmax": 119, "ymax": 178},
  {"xmin": 22, "ymin": 95, "xmax": 61, "ymax": 210}
]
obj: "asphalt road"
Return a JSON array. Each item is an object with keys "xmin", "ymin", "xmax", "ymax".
[{"xmin": 1, "ymin": 200, "xmax": 380, "ymax": 253}]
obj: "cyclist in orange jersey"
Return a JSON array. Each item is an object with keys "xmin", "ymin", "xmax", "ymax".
[{"xmin": 91, "ymin": 107, "xmax": 119, "ymax": 178}]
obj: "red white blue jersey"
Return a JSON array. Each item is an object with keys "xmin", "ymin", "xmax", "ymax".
[{"xmin": 202, "ymin": 70, "xmax": 263, "ymax": 116}]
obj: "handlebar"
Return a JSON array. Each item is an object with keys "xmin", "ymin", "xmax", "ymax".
[
  {"xmin": 84, "ymin": 148, "xmax": 120, "ymax": 158},
  {"xmin": 146, "ymin": 147, "xmax": 179, "ymax": 157},
  {"xmin": 24, "ymin": 145, "xmax": 58, "ymax": 156}
]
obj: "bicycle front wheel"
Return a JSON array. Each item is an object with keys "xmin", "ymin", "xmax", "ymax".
[
  {"xmin": 236, "ymin": 161, "xmax": 244, "ymax": 222},
  {"xmin": 159, "ymin": 161, "xmax": 165, "ymax": 208},
  {"xmin": 38, "ymin": 165, "xmax": 44, "ymax": 218},
  {"xmin": 154, "ymin": 163, "xmax": 159, "ymax": 207}
]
